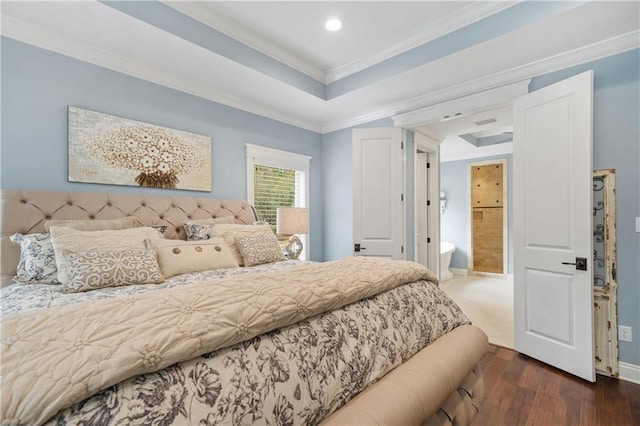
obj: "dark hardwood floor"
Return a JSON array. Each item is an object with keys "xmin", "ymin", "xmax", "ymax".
[{"xmin": 474, "ymin": 345, "xmax": 640, "ymax": 426}]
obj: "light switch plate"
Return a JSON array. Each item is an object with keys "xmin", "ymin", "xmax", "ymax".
[{"xmin": 636, "ymin": 217, "xmax": 640, "ymax": 233}]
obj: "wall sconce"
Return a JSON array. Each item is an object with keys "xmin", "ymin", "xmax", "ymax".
[
  {"xmin": 276, "ymin": 207, "xmax": 309, "ymax": 260},
  {"xmin": 440, "ymin": 192, "xmax": 447, "ymax": 213}
]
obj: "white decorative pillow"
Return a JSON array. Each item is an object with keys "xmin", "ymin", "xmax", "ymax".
[
  {"xmin": 207, "ymin": 224, "xmax": 274, "ymax": 266},
  {"xmin": 9, "ymin": 233, "xmax": 60, "ymax": 284},
  {"xmin": 49, "ymin": 226, "xmax": 163, "ymax": 286},
  {"xmin": 44, "ymin": 216, "xmax": 140, "ymax": 233},
  {"xmin": 235, "ymin": 234, "xmax": 285, "ymax": 267},
  {"xmin": 182, "ymin": 216, "xmax": 236, "ymax": 241},
  {"xmin": 146, "ymin": 238, "xmax": 238, "ymax": 278},
  {"xmin": 63, "ymin": 249, "xmax": 164, "ymax": 293}
]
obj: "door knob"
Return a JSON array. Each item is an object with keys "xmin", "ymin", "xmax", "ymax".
[{"xmin": 562, "ymin": 257, "xmax": 587, "ymax": 271}]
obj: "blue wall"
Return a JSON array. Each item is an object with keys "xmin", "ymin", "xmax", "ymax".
[
  {"xmin": 440, "ymin": 154, "xmax": 514, "ymax": 274},
  {"xmin": 0, "ymin": 37, "xmax": 324, "ymax": 260}
]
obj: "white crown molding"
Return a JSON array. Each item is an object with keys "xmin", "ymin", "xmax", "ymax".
[
  {"xmin": 392, "ymin": 80, "xmax": 530, "ymax": 128},
  {"xmin": 323, "ymin": 30, "xmax": 638, "ymax": 133},
  {"xmin": 1, "ymin": 15, "xmax": 189, "ymax": 97},
  {"xmin": 165, "ymin": 1, "xmax": 516, "ymax": 84},
  {"xmin": 163, "ymin": 1, "xmax": 327, "ymax": 83},
  {"xmin": 326, "ymin": 1, "xmax": 518, "ymax": 83},
  {"xmin": 3, "ymin": 8, "xmax": 637, "ymax": 136},
  {"xmin": 440, "ymin": 141, "xmax": 514, "ymax": 163},
  {"xmin": 1, "ymin": 14, "xmax": 323, "ymax": 134}
]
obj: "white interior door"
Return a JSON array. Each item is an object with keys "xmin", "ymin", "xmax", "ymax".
[
  {"xmin": 513, "ymin": 71, "xmax": 594, "ymax": 381},
  {"xmin": 416, "ymin": 152, "xmax": 429, "ymax": 266},
  {"xmin": 353, "ymin": 127, "xmax": 404, "ymax": 259}
]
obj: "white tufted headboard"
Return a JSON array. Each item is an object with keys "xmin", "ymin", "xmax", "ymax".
[{"xmin": 0, "ymin": 189, "xmax": 258, "ymax": 286}]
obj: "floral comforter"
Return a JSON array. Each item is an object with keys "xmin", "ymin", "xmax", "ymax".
[{"xmin": 1, "ymin": 258, "xmax": 469, "ymax": 425}]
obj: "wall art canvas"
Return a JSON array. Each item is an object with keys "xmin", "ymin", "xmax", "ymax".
[{"xmin": 68, "ymin": 106, "xmax": 211, "ymax": 191}]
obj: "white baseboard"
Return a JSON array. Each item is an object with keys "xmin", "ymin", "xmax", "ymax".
[
  {"xmin": 619, "ymin": 361, "xmax": 640, "ymax": 384},
  {"xmin": 450, "ymin": 267, "xmax": 468, "ymax": 276}
]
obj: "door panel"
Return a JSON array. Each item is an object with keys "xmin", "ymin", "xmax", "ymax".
[
  {"xmin": 524, "ymin": 269, "xmax": 573, "ymax": 344},
  {"xmin": 514, "ymin": 71, "xmax": 594, "ymax": 381},
  {"xmin": 353, "ymin": 128, "xmax": 404, "ymax": 259}
]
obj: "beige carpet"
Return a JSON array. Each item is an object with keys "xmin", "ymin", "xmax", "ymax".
[{"xmin": 441, "ymin": 274, "xmax": 514, "ymax": 348}]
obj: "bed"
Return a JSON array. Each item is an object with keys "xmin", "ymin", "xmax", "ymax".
[{"xmin": 0, "ymin": 189, "xmax": 488, "ymax": 425}]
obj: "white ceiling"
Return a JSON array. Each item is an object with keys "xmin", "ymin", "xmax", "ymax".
[
  {"xmin": 167, "ymin": 1, "xmax": 510, "ymax": 82},
  {"xmin": 2, "ymin": 1, "xmax": 639, "ymax": 134}
]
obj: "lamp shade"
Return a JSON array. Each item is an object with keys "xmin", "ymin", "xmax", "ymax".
[{"xmin": 276, "ymin": 207, "xmax": 309, "ymax": 235}]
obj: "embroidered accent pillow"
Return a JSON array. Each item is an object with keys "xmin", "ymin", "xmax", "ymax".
[
  {"xmin": 146, "ymin": 238, "xmax": 238, "ymax": 278},
  {"xmin": 44, "ymin": 216, "xmax": 140, "ymax": 233},
  {"xmin": 62, "ymin": 249, "xmax": 164, "ymax": 293},
  {"xmin": 182, "ymin": 216, "xmax": 236, "ymax": 241},
  {"xmin": 207, "ymin": 224, "xmax": 274, "ymax": 266},
  {"xmin": 9, "ymin": 233, "xmax": 60, "ymax": 284},
  {"xmin": 49, "ymin": 226, "xmax": 164, "ymax": 286},
  {"xmin": 235, "ymin": 234, "xmax": 285, "ymax": 267}
]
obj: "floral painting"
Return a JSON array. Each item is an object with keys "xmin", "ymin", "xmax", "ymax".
[{"xmin": 68, "ymin": 106, "xmax": 211, "ymax": 191}]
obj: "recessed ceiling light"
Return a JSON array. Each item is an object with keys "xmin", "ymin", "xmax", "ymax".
[{"xmin": 325, "ymin": 18, "xmax": 342, "ymax": 32}]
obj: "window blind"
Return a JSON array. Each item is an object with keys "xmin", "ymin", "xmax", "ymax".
[{"xmin": 253, "ymin": 165, "xmax": 296, "ymax": 233}]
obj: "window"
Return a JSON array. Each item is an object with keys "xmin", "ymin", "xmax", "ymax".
[{"xmin": 246, "ymin": 144, "xmax": 310, "ymax": 258}]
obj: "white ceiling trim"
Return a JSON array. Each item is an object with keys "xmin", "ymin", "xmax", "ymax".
[
  {"xmin": 1, "ymin": 14, "xmax": 324, "ymax": 133},
  {"xmin": 3, "ymin": 6, "xmax": 638, "ymax": 136},
  {"xmin": 440, "ymin": 139, "xmax": 514, "ymax": 163},
  {"xmin": 392, "ymin": 80, "xmax": 530, "ymax": 128},
  {"xmin": 326, "ymin": 1, "xmax": 517, "ymax": 83},
  {"xmin": 305, "ymin": 30, "xmax": 640, "ymax": 133},
  {"xmin": 164, "ymin": 1, "xmax": 327, "ymax": 83},
  {"xmin": 165, "ymin": 0, "xmax": 516, "ymax": 84},
  {"xmin": 319, "ymin": 30, "xmax": 639, "ymax": 134},
  {"xmin": 0, "ymin": 15, "xmax": 191, "ymax": 97}
]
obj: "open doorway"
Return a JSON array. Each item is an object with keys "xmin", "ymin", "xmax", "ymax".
[
  {"xmin": 401, "ymin": 74, "xmax": 605, "ymax": 380},
  {"xmin": 413, "ymin": 132, "xmax": 441, "ymax": 278},
  {"xmin": 413, "ymin": 106, "xmax": 515, "ymax": 349}
]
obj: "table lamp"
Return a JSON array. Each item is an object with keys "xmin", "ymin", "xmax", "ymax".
[{"xmin": 276, "ymin": 207, "xmax": 308, "ymax": 260}]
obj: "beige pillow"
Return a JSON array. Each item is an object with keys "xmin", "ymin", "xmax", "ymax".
[
  {"xmin": 207, "ymin": 224, "xmax": 273, "ymax": 266},
  {"xmin": 182, "ymin": 216, "xmax": 236, "ymax": 240},
  {"xmin": 44, "ymin": 216, "xmax": 140, "ymax": 233},
  {"xmin": 235, "ymin": 234, "xmax": 285, "ymax": 267},
  {"xmin": 49, "ymin": 226, "xmax": 163, "ymax": 285},
  {"xmin": 62, "ymin": 249, "xmax": 164, "ymax": 293},
  {"xmin": 146, "ymin": 238, "xmax": 238, "ymax": 278}
]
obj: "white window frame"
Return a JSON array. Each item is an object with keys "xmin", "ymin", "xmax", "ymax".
[{"xmin": 246, "ymin": 144, "xmax": 311, "ymax": 258}]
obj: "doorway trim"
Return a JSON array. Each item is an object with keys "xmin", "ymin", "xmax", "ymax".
[
  {"xmin": 414, "ymin": 131, "xmax": 441, "ymax": 278},
  {"xmin": 467, "ymin": 157, "xmax": 508, "ymax": 277}
]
